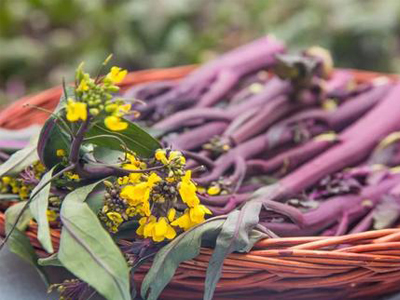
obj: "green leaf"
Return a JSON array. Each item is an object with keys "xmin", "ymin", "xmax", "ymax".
[
  {"xmin": 38, "ymin": 253, "xmax": 63, "ymax": 267},
  {"xmin": 93, "ymin": 146, "xmax": 124, "ymax": 164},
  {"xmin": 86, "ymin": 119, "xmax": 160, "ymax": 158},
  {"xmin": 204, "ymin": 201, "xmax": 263, "ymax": 300},
  {"xmin": 5, "ymin": 201, "xmax": 33, "ymax": 232},
  {"xmin": 58, "ymin": 183, "xmax": 130, "ymax": 300},
  {"xmin": 37, "ymin": 87, "xmax": 73, "ymax": 168},
  {"xmin": 29, "ymin": 166, "xmax": 56, "ymax": 253},
  {"xmin": 0, "ymin": 194, "xmax": 20, "ymax": 201},
  {"xmin": 5, "ymin": 201, "xmax": 49, "ymax": 285},
  {"xmin": 37, "ymin": 118, "xmax": 71, "ymax": 169},
  {"xmin": 86, "ymin": 183, "xmax": 106, "ymax": 213},
  {"xmin": 141, "ymin": 217, "xmax": 226, "ymax": 300},
  {"xmin": 8, "ymin": 229, "xmax": 49, "ymax": 285},
  {"xmin": 0, "ymin": 142, "xmax": 38, "ymax": 177}
]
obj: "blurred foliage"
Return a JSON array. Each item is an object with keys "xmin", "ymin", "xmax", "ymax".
[{"xmin": 1, "ymin": 0, "xmax": 400, "ymax": 105}]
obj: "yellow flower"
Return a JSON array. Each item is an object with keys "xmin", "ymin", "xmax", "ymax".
[
  {"xmin": 137, "ymin": 200, "xmax": 151, "ymax": 216},
  {"xmin": 121, "ymin": 163, "xmax": 141, "ymax": 183},
  {"xmin": 167, "ymin": 208, "xmax": 176, "ymax": 222},
  {"xmin": 56, "ymin": 149, "xmax": 66, "ymax": 157},
  {"xmin": 136, "ymin": 216, "xmax": 149, "ymax": 236},
  {"xmin": 118, "ymin": 176, "xmax": 129, "ymax": 185},
  {"xmin": 107, "ymin": 212, "xmax": 124, "ymax": 225},
  {"xmin": 105, "ymin": 103, "xmax": 131, "ymax": 118},
  {"xmin": 106, "ymin": 66, "xmax": 128, "ymax": 83},
  {"xmin": 2, "ymin": 176, "xmax": 11, "ymax": 185},
  {"xmin": 207, "ymin": 186, "xmax": 221, "ymax": 196},
  {"xmin": 66, "ymin": 99, "xmax": 87, "ymax": 122},
  {"xmin": 19, "ymin": 185, "xmax": 29, "ymax": 199},
  {"xmin": 142, "ymin": 216, "xmax": 157, "ymax": 237},
  {"xmin": 120, "ymin": 183, "xmax": 150, "ymax": 206},
  {"xmin": 155, "ymin": 149, "xmax": 168, "ymax": 165},
  {"xmin": 115, "ymin": 103, "xmax": 131, "ymax": 117},
  {"xmin": 171, "ymin": 211, "xmax": 196, "ymax": 231},
  {"xmin": 33, "ymin": 162, "xmax": 46, "ymax": 174},
  {"xmin": 147, "ymin": 173, "xmax": 162, "ymax": 187},
  {"xmin": 104, "ymin": 116, "xmax": 128, "ymax": 131},
  {"xmin": 138, "ymin": 217, "xmax": 176, "ymax": 242},
  {"xmin": 168, "ymin": 151, "xmax": 185, "ymax": 164},
  {"xmin": 125, "ymin": 207, "xmax": 137, "ymax": 217},
  {"xmin": 189, "ymin": 205, "xmax": 212, "ymax": 223},
  {"xmin": 153, "ymin": 217, "xmax": 176, "ymax": 242},
  {"xmin": 77, "ymin": 79, "xmax": 89, "ymax": 92},
  {"xmin": 65, "ymin": 172, "xmax": 80, "ymax": 181},
  {"xmin": 120, "ymin": 173, "xmax": 161, "ymax": 206},
  {"xmin": 46, "ymin": 210, "xmax": 58, "ymax": 222},
  {"xmin": 155, "ymin": 149, "xmax": 185, "ymax": 165},
  {"xmin": 178, "ymin": 171, "xmax": 199, "ymax": 207},
  {"xmin": 126, "ymin": 153, "xmax": 139, "ymax": 165}
]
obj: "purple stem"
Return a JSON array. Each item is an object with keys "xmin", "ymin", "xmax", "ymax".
[
  {"xmin": 349, "ymin": 209, "xmax": 375, "ymax": 234},
  {"xmin": 246, "ymin": 138, "xmax": 336, "ymax": 175},
  {"xmin": 324, "ymin": 70, "xmax": 354, "ymax": 94},
  {"xmin": 196, "ymin": 37, "xmax": 285, "ymax": 108},
  {"xmin": 181, "ymin": 151, "xmax": 215, "ymax": 170},
  {"xmin": 267, "ymin": 82, "xmax": 400, "ymax": 201},
  {"xmin": 229, "ymin": 95, "xmax": 300, "ymax": 145},
  {"xmin": 147, "ymin": 36, "xmax": 285, "ymax": 117},
  {"xmin": 168, "ymin": 121, "xmax": 228, "ymax": 150},
  {"xmin": 153, "ymin": 108, "xmax": 232, "ymax": 132},
  {"xmin": 244, "ymin": 84, "xmax": 392, "ymax": 176},
  {"xmin": 261, "ymin": 175, "xmax": 400, "ymax": 236},
  {"xmin": 199, "ymin": 193, "xmax": 249, "ymax": 207}
]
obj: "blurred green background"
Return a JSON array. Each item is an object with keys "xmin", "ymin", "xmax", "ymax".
[{"xmin": 1, "ymin": 0, "xmax": 400, "ymax": 106}]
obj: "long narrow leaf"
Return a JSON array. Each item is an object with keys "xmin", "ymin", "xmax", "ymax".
[
  {"xmin": 141, "ymin": 217, "xmax": 226, "ymax": 300},
  {"xmin": 204, "ymin": 201, "xmax": 263, "ymax": 300},
  {"xmin": 29, "ymin": 166, "xmax": 56, "ymax": 253},
  {"xmin": 5, "ymin": 201, "xmax": 48, "ymax": 285},
  {"xmin": 0, "ymin": 143, "xmax": 38, "ymax": 177},
  {"xmin": 58, "ymin": 183, "xmax": 130, "ymax": 300}
]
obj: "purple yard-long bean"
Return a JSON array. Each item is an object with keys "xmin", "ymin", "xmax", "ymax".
[
  {"xmin": 261, "ymin": 174, "xmax": 400, "ymax": 236},
  {"xmin": 253, "ymin": 82, "xmax": 400, "ymax": 203},
  {"xmin": 245, "ymin": 83, "xmax": 393, "ymax": 176},
  {"xmin": 139, "ymin": 35, "xmax": 285, "ymax": 119}
]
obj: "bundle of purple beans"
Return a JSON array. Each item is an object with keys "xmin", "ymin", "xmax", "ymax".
[{"xmin": 124, "ymin": 35, "xmax": 400, "ymax": 237}]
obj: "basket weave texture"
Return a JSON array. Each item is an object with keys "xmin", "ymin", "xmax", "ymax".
[{"xmin": 0, "ymin": 66, "xmax": 400, "ymax": 300}]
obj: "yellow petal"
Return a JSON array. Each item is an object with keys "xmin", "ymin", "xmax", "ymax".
[
  {"xmin": 155, "ymin": 149, "xmax": 168, "ymax": 165},
  {"xmin": 189, "ymin": 205, "xmax": 205, "ymax": 223},
  {"xmin": 104, "ymin": 116, "xmax": 128, "ymax": 131},
  {"xmin": 154, "ymin": 218, "xmax": 168, "ymax": 237},
  {"xmin": 46, "ymin": 210, "xmax": 58, "ymax": 222},
  {"xmin": 107, "ymin": 212, "xmax": 123, "ymax": 225},
  {"xmin": 207, "ymin": 186, "xmax": 221, "ymax": 195},
  {"xmin": 56, "ymin": 149, "xmax": 66, "ymax": 157},
  {"xmin": 165, "ymin": 225, "xmax": 177, "ymax": 240},
  {"xmin": 147, "ymin": 173, "xmax": 161, "ymax": 187},
  {"xmin": 66, "ymin": 99, "xmax": 87, "ymax": 122},
  {"xmin": 167, "ymin": 208, "xmax": 176, "ymax": 222},
  {"xmin": 107, "ymin": 66, "xmax": 128, "ymax": 83}
]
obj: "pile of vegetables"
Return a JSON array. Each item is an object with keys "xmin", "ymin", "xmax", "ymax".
[{"xmin": 1, "ymin": 35, "xmax": 400, "ymax": 300}]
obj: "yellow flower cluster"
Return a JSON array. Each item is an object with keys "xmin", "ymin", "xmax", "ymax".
[
  {"xmin": 1, "ymin": 176, "xmax": 30, "ymax": 199},
  {"xmin": 65, "ymin": 63, "xmax": 131, "ymax": 132},
  {"xmin": 0, "ymin": 161, "xmax": 46, "ymax": 199},
  {"xmin": 100, "ymin": 149, "xmax": 212, "ymax": 242}
]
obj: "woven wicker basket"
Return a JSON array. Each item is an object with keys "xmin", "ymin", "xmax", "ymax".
[{"xmin": 1, "ymin": 66, "xmax": 400, "ymax": 300}]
